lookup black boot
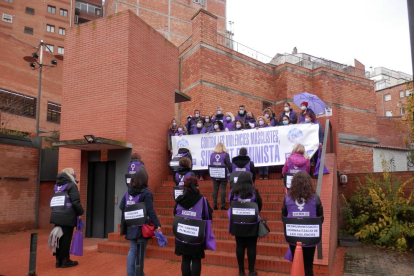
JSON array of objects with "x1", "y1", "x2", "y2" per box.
[
  {"x1": 55, "y1": 257, "x2": 62, "y2": 268},
  {"x1": 213, "y1": 205, "x2": 218, "y2": 210},
  {"x1": 61, "y1": 257, "x2": 78, "y2": 268}
]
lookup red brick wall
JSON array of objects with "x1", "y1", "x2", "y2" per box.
[
  {"x1": 338, "y1": 143, "x2": 373, "y2": 173},
  {"x1": 376, "y1": 117, "x2": 407, "y2": 148},
  {"x1": 38, "y1": 181, "x2": 55, "y2": 230},
  {"x1": 0, "y1": 143, "x2": 38, "y2": 233},
  {"x1": 375, "y1": 81, "x2": 412, "y2": 117}
]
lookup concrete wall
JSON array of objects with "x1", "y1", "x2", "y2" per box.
[{"x1": 373, "y1": 148, "x2": 409, "y2": 172}]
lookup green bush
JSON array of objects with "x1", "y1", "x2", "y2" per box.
[{"x1": 342, "y1": 159, "x2": 414, "y2": 251}]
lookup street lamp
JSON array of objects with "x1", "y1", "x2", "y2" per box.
[{"x1": 24, "y1": 40, "x2": 57, "y2": 136}]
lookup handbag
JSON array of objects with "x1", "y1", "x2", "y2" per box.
[
  {"x1": 203, "y1": 197, "x2": 216, "y2": 250},
  {"x1": 313, "y1": 148, "x2": 330, "y2": 176},
  {"x1": 142, "y1": 221, "x2": 155, "y2": 238},
  {"x1": 258, "y1": 217, "x2": 270, "y2": 238},
  {"x1": 70, "y1": 218, "x2": 84, "y2": 256}
]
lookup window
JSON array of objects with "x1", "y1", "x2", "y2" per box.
[
  {"x1": 385, "y1": 111, "x2": 393, "y2": 117},
  {"x1": 24, "y1": 27, "x2": 33, "y2": 35},
  {"x1": 25, "y1": 7, "x2": 35, "y2": 15},
  {"x1": 0, "y1": 88, "x2": 36, "y2": 118},
  {"x1": 47, "y1": 5, "x2": 56, "y2": 14},
  {"x1": 192, "y1": 0, "x2": 205, "y2": 5},
  {"x1": 59, "y1": 9, "x2": 68, "y2": 17},
  {"x1": 400, "y1": 91, "x2": 405, "y2": 98},
  {"x1": 47, "y1": 102, "x2": 61, "y2": 123},
  {"x1": 384, "y1": 94, "x2": 391, "y2": 102},
  {"x1": 46, "y1": 24, "x2": 55, "y2": 33},
  {"x1": 75, "y1": 1, "x2": 102, "y2": 16},
  {"x1": 262, "y1": 101, "x2": 272, "y2": 111},
  {"x1": 58, "y1": 46, "x2": 64, "y2": 54},
  {"x1": 58, "y1": 27, "x2": 65, "y2": 35},
  {"x1": 4, "y1": 0, "x2": 13, "y2": 3},
  {"x1": 2, "y1": 13, "x2": 12, "y2": 23},
  {"x1": 407, "y1": 90, "x2": 412, "y2": 96},
  {"x1": 401, "y1": 108, "x2": 405, "y2": 115},
  {"x1": 377, "y1": 82, "x2": 386, "y2": 90},
  {"x1": 45, "y1": 44, "x2": 54, "y2": 53}
]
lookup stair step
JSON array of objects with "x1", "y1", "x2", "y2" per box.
[
  {"x1": 154, "y1": 200, "x2": 283, "y2": 210},
  {"x1": 155, "y1": 186, "x2": 287, "y2": 194},
  {"x1": 154, "y1": 208, "x2": 282, "y2": 220},
  {"x1": 161, "y1": 179, "x2": 287, "y2": 187},
  {"x1": 153, "y1": 193, "x2": 287, "y2": 202},
  {"x1": 98, "y1": 242, "x2": 292, "y2": 272}
]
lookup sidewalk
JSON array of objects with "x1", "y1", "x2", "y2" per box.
[{"x1": 0, "y1": 230, "x2": 286, "y2": 276}]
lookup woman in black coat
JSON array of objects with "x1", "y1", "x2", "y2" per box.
[
  {"x1": 119, "y1": 168, "x2": 161, "y2": 276},
  {"x1": 50, "y1": 168, "x2": 84, "y2": 268}
]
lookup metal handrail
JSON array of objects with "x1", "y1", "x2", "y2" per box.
[
  {"x1": 178, "y1": 36, "x2": 192, "y2": 55},
  {"x1": 315, "y1": 119, "x2": 333, "y2": 259}
]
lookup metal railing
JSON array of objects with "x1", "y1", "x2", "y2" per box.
[
  {"x1": 75, "y1": 1, "x2": 102, "y2": 17},
  {"x1": 217, "y1": 34, "x2": 273, "y2": 64},
  {"x1": 178, "y1": 36, "x2": 192, "y2": 55},
  {"x1": 315, "y1": 119, "x2": 334, "y2": 259}
]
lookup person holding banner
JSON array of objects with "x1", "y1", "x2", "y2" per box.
[
  {"x1": 175, "y1": 124, "x2": 188, "y2": 136},
  {"x1": 186, "y1": 109, "x2": 201, "y2": 134},
  {"x1": 191, "y1": 118, "x2": 207, "y2": 135},
  {"x1": 212, "y1": 106, "x2": 225, "y2": 123},
  {"x1": 256, "y1": 116, "x2": 270, "y2": 179},
  {"x1": 279, "y1": 114, "x2": 291, "y2": 126},
  {"x1": 279, "y1": 102, "x2": 298, "y2": 124},
  {"x1": 298, "y1": 102, "x2": 314, "y2": 123},
  {"x1": 210, "y1": 120, "x2": 224, "y2": 133},
  {"x1": 245, "y1": 111, "x2": 256, "y2": 129},
  {"x1": 229, "y1": 172, "x2": 263, "y2": 276},
  {"x1": 302, "y1": 112, "x2": 323, "y2": 148},
  {"x1": 203, "y1": 115, "x2": 214, "y2": 132},
  {"x1": 235, "y1": 104, "x2": 247, "y2": 124},
  {"x1": 209, "y1": 142, "x2": 232, "y2": 210},
  {"x1": 231, "y1": 147, "x2": 256, "y2": 184},
  {"x1": 224, "y1": 112, "x2": 235, "y2": 131},
  {"x1": 282, "y1": 171, "x2": 323, "y2": 276},
  {"x1": 174, "y1": 157, "x2": 196, "y2": 186},
  {"x1": 234, "y1": 119, "x2": 245, "y2": 131},
  {"x1": 263, "y1": 108, "x2": 278, "y2": 126},
  {"x1": 281, "y1": 144, "x2": 310, "y2": 177},
  {"x1": 120, "y1": 169, "x2": 162, "y2": 276},
  {"x1": 168, "y1": 119, "x2": 177, "y2": 154},
  {"x1": 174, "y1": 177, "x2": 213, "y2": 276}
]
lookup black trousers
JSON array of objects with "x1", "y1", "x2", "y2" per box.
[
  {"x1": 212, "y1": 180, "x2": 227, "y2": 208},
  {"x1": 56, "y1": 225, "x2": 74, "y2": 259},
  {"x1": 235, "y1": 236, "x2": 258, "y2": 272},
  {"x1": 181, "y1": 255, "x2": 201, "y2": 276},
  {"x1": 289, "y1": 244, "x2": 316, "y2": 276}
]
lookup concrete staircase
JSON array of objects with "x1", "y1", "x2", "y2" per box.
[{"x1": 97, "y1": 173, "x2": 313, "y2": 274}]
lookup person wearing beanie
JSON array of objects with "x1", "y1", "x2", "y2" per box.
[{"x1": 298, "y1": 102, "x2": 314, "y2": 123}]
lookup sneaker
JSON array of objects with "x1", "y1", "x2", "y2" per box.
[
  {"x1": 214, "y1": 205, "x2": 218, "y2": 210},
  {"x1": 248, "y1": 271, "x2": 258, "y2": 276},
  {"x1": 221, "y1": 207, "x2": 228, "y2": 210},
  {"x1": 61, "y1": 257, "x2": 78, "y2": 268}
]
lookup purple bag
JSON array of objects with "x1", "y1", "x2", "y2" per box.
[
  {"x1": 203, "y1": 198, "x2": 216, "y2": 251},
  {"x1": 284, "y1": 247, "x2": 293, "y2": 262},
  {"x1": 313, "y1": 148, "x2": 330, "y2": 176},
  {"x1": 70, "y1": 218, "x2": 84, "y2": 256}
]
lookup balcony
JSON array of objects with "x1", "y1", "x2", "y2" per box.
[{"x1": 75, "y1": 1, "x2": 102, "y2": 24}]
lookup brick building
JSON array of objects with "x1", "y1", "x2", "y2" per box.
[{"x1": 375, "y1": 81, "x2": 412, "y2": 117}]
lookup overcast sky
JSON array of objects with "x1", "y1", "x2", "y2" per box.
[{"x1": 226, "y1": 0, "x2": 412, "y2": 75}]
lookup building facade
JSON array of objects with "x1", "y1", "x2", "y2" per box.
[
  {"x1": 375, "y1": 81, "x2": 412, "y2": 117},
  {"x1": 366, "y1": 66, "x2": 412, "y2": 91}
]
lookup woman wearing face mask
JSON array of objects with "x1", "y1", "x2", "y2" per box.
[
  {"x1": 224, "y1": 112, "x2": 235, "y2": 131},
  {"x1": 280, "y1": 115, "x2": 291, "y2": 126},
  {"x1": 191, "y1": 119, "x2": 207, "y2": 135},
  {"x1": 213, "y1": 107, "x2": 225, "y2": 123},
  {"x1": 245, "y1": 111, "x2": 256, "y2": 129},
  {"x1": 233, "y1": 120, "x2": 245, "y2": 131},
  {"x1": 209, "y1": 120, "x2": 224, "y2": 133},
  {"x1": 298, "y1": 102, "x2": 314, "y2": 123},
  {"x1": 263, "y1": 108, "x2": 278, "y2": 126},
  {"x1": 168, "y1": 119, "x2": 177, "y2": 154},
  {"x1": 204, "y1": 115, "x2": 214, "y2": 132},
  {"x1": 301, "y1": 112, "x2": 323, "y2": 149},
  {"x1": 174, "y1": 124, "x2": 188, "y2": 136},
  {"x1": 255, "y1": 116, "x2": 269, "y2": 179},
  {"x1": 279, "y1": 103, "x2": 298, "y2": 124}
]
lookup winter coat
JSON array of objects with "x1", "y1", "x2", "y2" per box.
[
  {"x1": 281, "y1": 153, "x2": 310, "y2": 176},
  {"x1": 50, "y1": 173, "x2": 84, "y2": 227},
  {"x1": 231, "y1": 155, "x2": 256, "y2": 183},
  {"x1": 119, "y1": 187, "x2": 161, "y2": 240},
  {"x1": 224, "y1": 120, "x2": 235, "y2": 131},
  {"x1": 191, "y1": 126, "x2": 207, "y2": 135},
  {"x1": 279, "y1": 109, "x2": 298, "y2": 124},
  {"x1": 174, "y1": 192, "x2": 213, "y2": 257},
  {"x1": 176, "y1": 148, "x2": 193, "y2": 169},
  {"x1": 212, "y1": 114, "x2": 224, "y2": 123}
]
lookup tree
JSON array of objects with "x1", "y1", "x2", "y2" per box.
[{"x1": 397, "y1": 82, "x2": 414, "y2": 169}]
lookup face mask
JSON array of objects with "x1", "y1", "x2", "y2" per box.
[
  {"x1": 259, "y1": 120, "x2": 264, "y2": 126},
  {"x1": 301, "y1": 106, "x2": 307, "y2": 110},
  {"x1": 195, "y1": 114, "x2": 199, "y2": 118},
  {"x1": 249, "y1": 122, "x2": 254, "y2": 127},
  {"x1": 197, "y1": 123, "x2": 202, "y2": 128},
  {"x1": 217, "y1": 110, "x2": 222, "y2": 115},
  {"x1": 205, "y1": 118, "x2": 210, "y2": 123},
  {"x1": 178, "y1": 128, "x2": 183, "y2": 131},
  {"x1": 283, "y1": 121, "x2": 288, "y2": 125},
  {"x1": 214, "y1": 124, "x2": 219, "y2": 130},
  {"x1": 239, "y1": 110, "x2": 244, "y2": 115},
  {"x1": 188, "y1": 118, "x2": 191, "y2": 121},
  {"x1": 264, "y1": 114, "x2": 269, "y2": 118},
  {"x1": 236, "y1": 124, "x2": 241, "y2": 128},
  {"x1": 284, "y1": 107, "x2": 290, "y2": 112},
  {"x1": 172, "y1": 122, "x2": 177, "y2": 126},
  {"x1": 226, "y1": 116, "x2": 231, "y2": 121},
  {"x1": 305, "y1": 118, "x2": 311, "y2": 123}
]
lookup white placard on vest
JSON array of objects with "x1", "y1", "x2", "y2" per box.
[
  {"x1": 174, "y1": 189, "x2": 183, "y2": 199},
  {"x1": 209, "y1": 167, "x2": 226, "y2": 179},
  {"x1": 170, "y1": 161, "x2": 179, "y2": 167},
  {"x1": 125, "y1": 209, "x2": 144, "y2": 220},
  {"x1": 286, "y1": 224, "x2": 320, "y2": 237},
  {"x1": 126, "y1": 178, "x2": 131, "y2": 184},
  {"x1": 50, "y1": 196, "x2": 65, "y2": 207},
  {"x1": 232, "y1": 208, "x2": 255, "y2": 216},
  {"x1": 177, "y1": 223, "x2": 200, "y2": 237},
  {"x1": 292, "y1": 212, "x2": 310, "y2": 217},
  {"x1": 286, "y1": 175, "x2": 294, "y2": 189},
  {"x1": 181, "y1": 210, "x2": 196, "y2": 217},
  {"x1": 234, "y1": 177, "x2": 238, "y2": 183}
]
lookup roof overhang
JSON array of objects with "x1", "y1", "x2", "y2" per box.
[
  {"x1": 53, "y1": 137, "x2": 132, "y2": 151},
  {"x1": 175, "y1": 90, "x2": 191, "y2": 103}
]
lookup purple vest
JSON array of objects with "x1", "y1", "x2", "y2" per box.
[
  {"x1": 286, "y1": 159, "x2": 308, "y2": 174},
  {"x1": 191, "y1": 126, "x2": 207, "y2": 135},
  {"x1": 285, "y1": 196, "x2": 317, "y2": 218},
  {"x1": 210, "y1": 152, "x2": 226, "y2": 166},
  {"x1": 125, "y1": 191, "x2": 141, "y2": 206},
  {"x1": 175, "y1": 171, "x2": 192, "y2": 186},
  {"x1": 128, "y1": 161, "x2": 142, "y2": 174},
  {"x1": 51, "y1": 183, "x2": 72, "y2": 211},
  {"x1": 204, "y1": 124, "x2": 214, "y2": 132},
  {"x1": 175, "y1": 130, "x2": 186, "y2": 136},
  {"x1": 231, "y1": 190, "x2": 256, "y2": 202},
  {"x1": 175, "y1": 152, "x2": 189, "y2": 158},
  {"x1": 168, "y1": 129, "x2": 175, "y2": 137},
  {"x1": 235, "y1": 114, "x2": 247, "y2": 123},
  {"x1": 232, "y1": 162, "x2": 251, "y2": 173},
  {"x1": 176, "y1": 197, "x2": 204, "y2": 220},
  {"x1": 224, "y1": 121, "x2": 234, "y2": 131}
]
